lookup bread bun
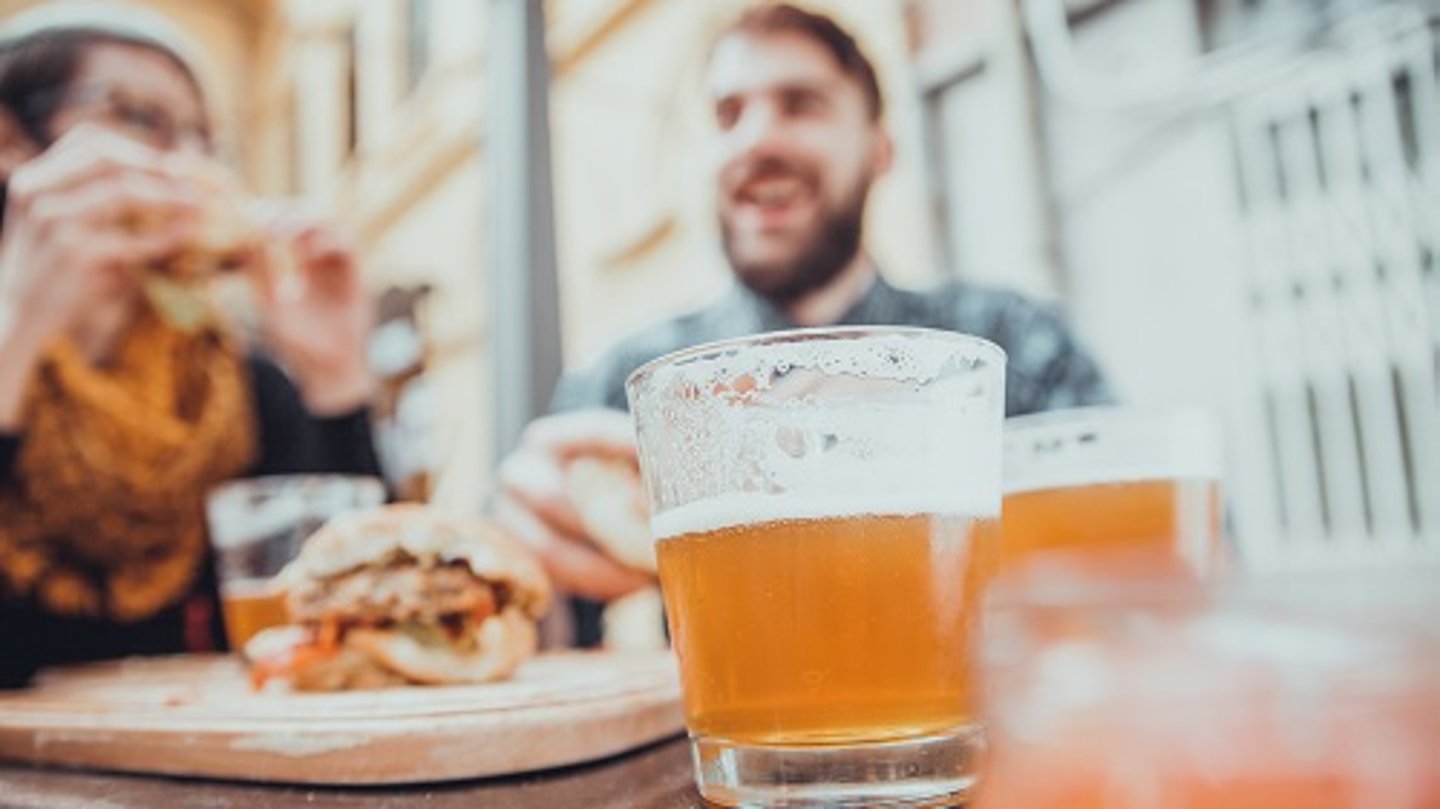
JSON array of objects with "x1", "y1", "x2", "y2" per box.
[
  {"x1": 248, "y1": 505, "x2": 553, "y2": 691},
  {"x1": 136, "y1": 165, "x2": 262, "y2": 331},
  {"x1": 281, "y1": 504, "x2": 551, "y2": 618},
  {"x1": 565, "y1": 455, "x2": 655, "y2": 573}
]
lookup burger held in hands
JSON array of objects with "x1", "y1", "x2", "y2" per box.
[
  {"x1": 126, "y1": 158, "x2": 269, "y2": 332},
  {"x1": 565, "y1": 454, "x2": 655, "y2": 574},
  {"x1": 246, "y1": 505, "x2": 552, "y2": 692},
  {"x1": 565, "y1": 453, "x2": 672, "y2": 651}
]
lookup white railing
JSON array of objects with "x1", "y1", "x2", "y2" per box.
[
  {"x1": 1228, "y1": 11, "x2": 1440, "y2": 566},
  {"x1": 1016, "y1": 0, "x2": 1440, "y2": 567}
]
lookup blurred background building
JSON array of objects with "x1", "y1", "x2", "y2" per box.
[{"x1": 2, "y1": 0, "x2": 1435, "y2": 567}]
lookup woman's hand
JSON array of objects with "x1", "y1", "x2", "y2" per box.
[
  {"x1": 0, "y1": 125, "x2": 201, "y2": 429},
  {"x1": 251, "y1": 211, "x2": 375, "y2": 415}
]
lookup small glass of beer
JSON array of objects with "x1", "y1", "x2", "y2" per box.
[
  {"x1": 205, "y1": 475, "x2": 385, "y2": 648},
  {"x1": 627, "y1": 327, "x2": 1005, "y2": 807},
  {"x1": 1001, "y1": 406, "x2": 1225, "y2": 577}
]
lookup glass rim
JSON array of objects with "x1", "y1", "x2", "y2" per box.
[
  {"x1": 1003, "y1": 404, "x2": 1224, "y2": 492},
  {"x1": 1004, "y1": 404, "x2": 1216, "y2": 435},
  {"x1": 625, "y1": 325, "x2": 1006, "y2": 397}
]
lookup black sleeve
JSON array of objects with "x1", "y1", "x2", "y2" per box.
[
  {"x1": 0, "y1": 605, "x2": 40, "y2": 688},
  {"x1": 0, "y1": 433, "x2": 20, "y2": 486},
  {"x1": 0, "y1": 598, "x2": 193, "y2": 689},
  {"x1": 247, "y1": 357, "x2": 383, "y2": 479},
  {"x1": 0, "y1": 434, "x2": 32, "y2": 686}
]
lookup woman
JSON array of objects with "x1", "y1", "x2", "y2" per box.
[{"x1": 0, "y1": 13, "x2": 380, "y2": 686}]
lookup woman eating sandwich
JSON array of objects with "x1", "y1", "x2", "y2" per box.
[{"x1": 0, "y1": 8, "x2": 381, "y2": 687}]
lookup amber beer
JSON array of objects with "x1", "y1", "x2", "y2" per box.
[
  {"x1": 1000, "y1": 478, "x2": 1223, "y2": 573},
  {"x1": 629, "y1": 327, "x2": 1005, "y2": 806},
  {"x1": 207, "y1": 476, "x2": 385, "y2": 650},
  {"x1": 657, "y1": 507, "x2": 999, "y2": 744},
  {"x1": 220, "y1": 577, "x2": 288, "y2": 648},
  {"x1": 1001, "y1": 408, "x2": 1225, "y2": 576}
]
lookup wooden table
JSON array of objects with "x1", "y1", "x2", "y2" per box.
[{"x1": 0, "y1": 735, "x2": 704, "y2": 809}]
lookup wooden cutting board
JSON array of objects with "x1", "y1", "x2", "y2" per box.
[{"x1": 0, "y1": 651, "x2": 685, "y2": 785}]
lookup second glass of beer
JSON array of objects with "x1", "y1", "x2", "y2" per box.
[
  {"x1": 1001, "y1": 406, "x2": 1226, "y2": 578},
  {"x1": 627, "y1": 327, "x2": 1005, "y2": 807}
]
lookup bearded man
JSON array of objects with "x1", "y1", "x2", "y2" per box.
[{"x1": 495, "y1": 4, "x2": 1112, "y2": 646}]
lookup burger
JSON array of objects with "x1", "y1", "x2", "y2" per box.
[
  {"x1": 129, "y1": 163, "x2": 266, "y2": 332},
  {"x1": 245, "y1": 504, "x2": 552, "y2": 691},
  {"x1": 564, "y1": 454, "x2": 654, "y2": 573},
  {"x1": 564, "y1": 454, "x2": 668, "y2": 651}
]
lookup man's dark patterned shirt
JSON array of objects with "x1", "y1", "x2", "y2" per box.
[
  {"x1": 550, "y1": 274, "x2": 1111, "y2": 647},
  {"x1": 552, "y1": 275, "x2": 1112, "y2": 418}
]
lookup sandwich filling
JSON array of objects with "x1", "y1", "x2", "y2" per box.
[{"x1": 249, "y1": 554, "x2": 520, "y2": 690}]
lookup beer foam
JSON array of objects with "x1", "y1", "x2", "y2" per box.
[
  {"x1": 1004, "y1": 406, "x2": 1223, "y2": 494},
  {"x1": 653, "y1": 486, "x2": 999, "y2": 541},
  {"x1": 629, "y1": 327, "x2": 1007, "y2": 530}
]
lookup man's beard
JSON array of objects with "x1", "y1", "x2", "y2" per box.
[{"x1": 721, "y1": 178, "x2": 868, "y2": 307}]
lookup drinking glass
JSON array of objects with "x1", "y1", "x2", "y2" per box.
[
  {"x1": 1002, "y1": 406, "x2": 1225, "y2": 577},
  {"x1": 977, "y1": 562, "x2": 1440, "y2": 808},
  {"x1": 627, "y1": 327, "x2": 1005, "y2": 807},
  {"x1": 205, "y1": 474, "x2": 384, "y2": 648}
]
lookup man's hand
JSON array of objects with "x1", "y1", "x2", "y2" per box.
[{"x1": 494, "y1": 409, "x2": 655, "y2": 602}]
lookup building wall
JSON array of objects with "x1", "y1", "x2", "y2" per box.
[
  {"x1": 1036, "y1": 0, "x2": 1268, "y2": 547},
  {"x1": 0, "y1": 0, "x2": 934, "y2": 511},
  {"x1": 909, "y1": 0, "x2": 1266, "y2": 541},
  {"x1": 905, "y1": 0, "x2": 1259, "y2": 404},
  {"x1": 1039, "y1": 0, "x2": 1253, "y2": 410},
  {"x1": 907, "y1": 0, "x2": 1440, "y2": 562},
  {"x1": 304, "y1": 0, "x2": 488, "y2": 511},
  {"x1": 549, "y1": 0, "x2": 937, "y2": 368},
  {"x1": 336, "y1": 0, "x2": 934, "y2": 503}
]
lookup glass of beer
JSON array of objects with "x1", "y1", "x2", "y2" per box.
[
  {"x1": 1001, "y1": 406, "x2": 1225, "y2": 578},
  {"x1": 627, "y1": 327, "x2": 1005, "y2": 807},
  {"x1": 977, "y1": 565, "x2": 1440, "y2": 808},
  {"x1": 205, "y1": 475, "x2": 385, "y2": 648}
]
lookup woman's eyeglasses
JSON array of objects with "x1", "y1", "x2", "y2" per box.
[{"x1": 55, "y1": 83, "x2": 213, "y2": 153}]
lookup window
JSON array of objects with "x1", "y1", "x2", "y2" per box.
[
  {"x1": 346, "y1": 23, "x2": 360, "y2": 153},
  {"x1": 1227, "y1": 12, "x2": 1440, "y2": 554},
  {"x1": 405, "y1": 0, "x2": 433, "y2": 94}
]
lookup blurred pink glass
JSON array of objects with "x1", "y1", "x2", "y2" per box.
[{"x1": 976, "y1": 560, "x2": 1440, "y2": 808}]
